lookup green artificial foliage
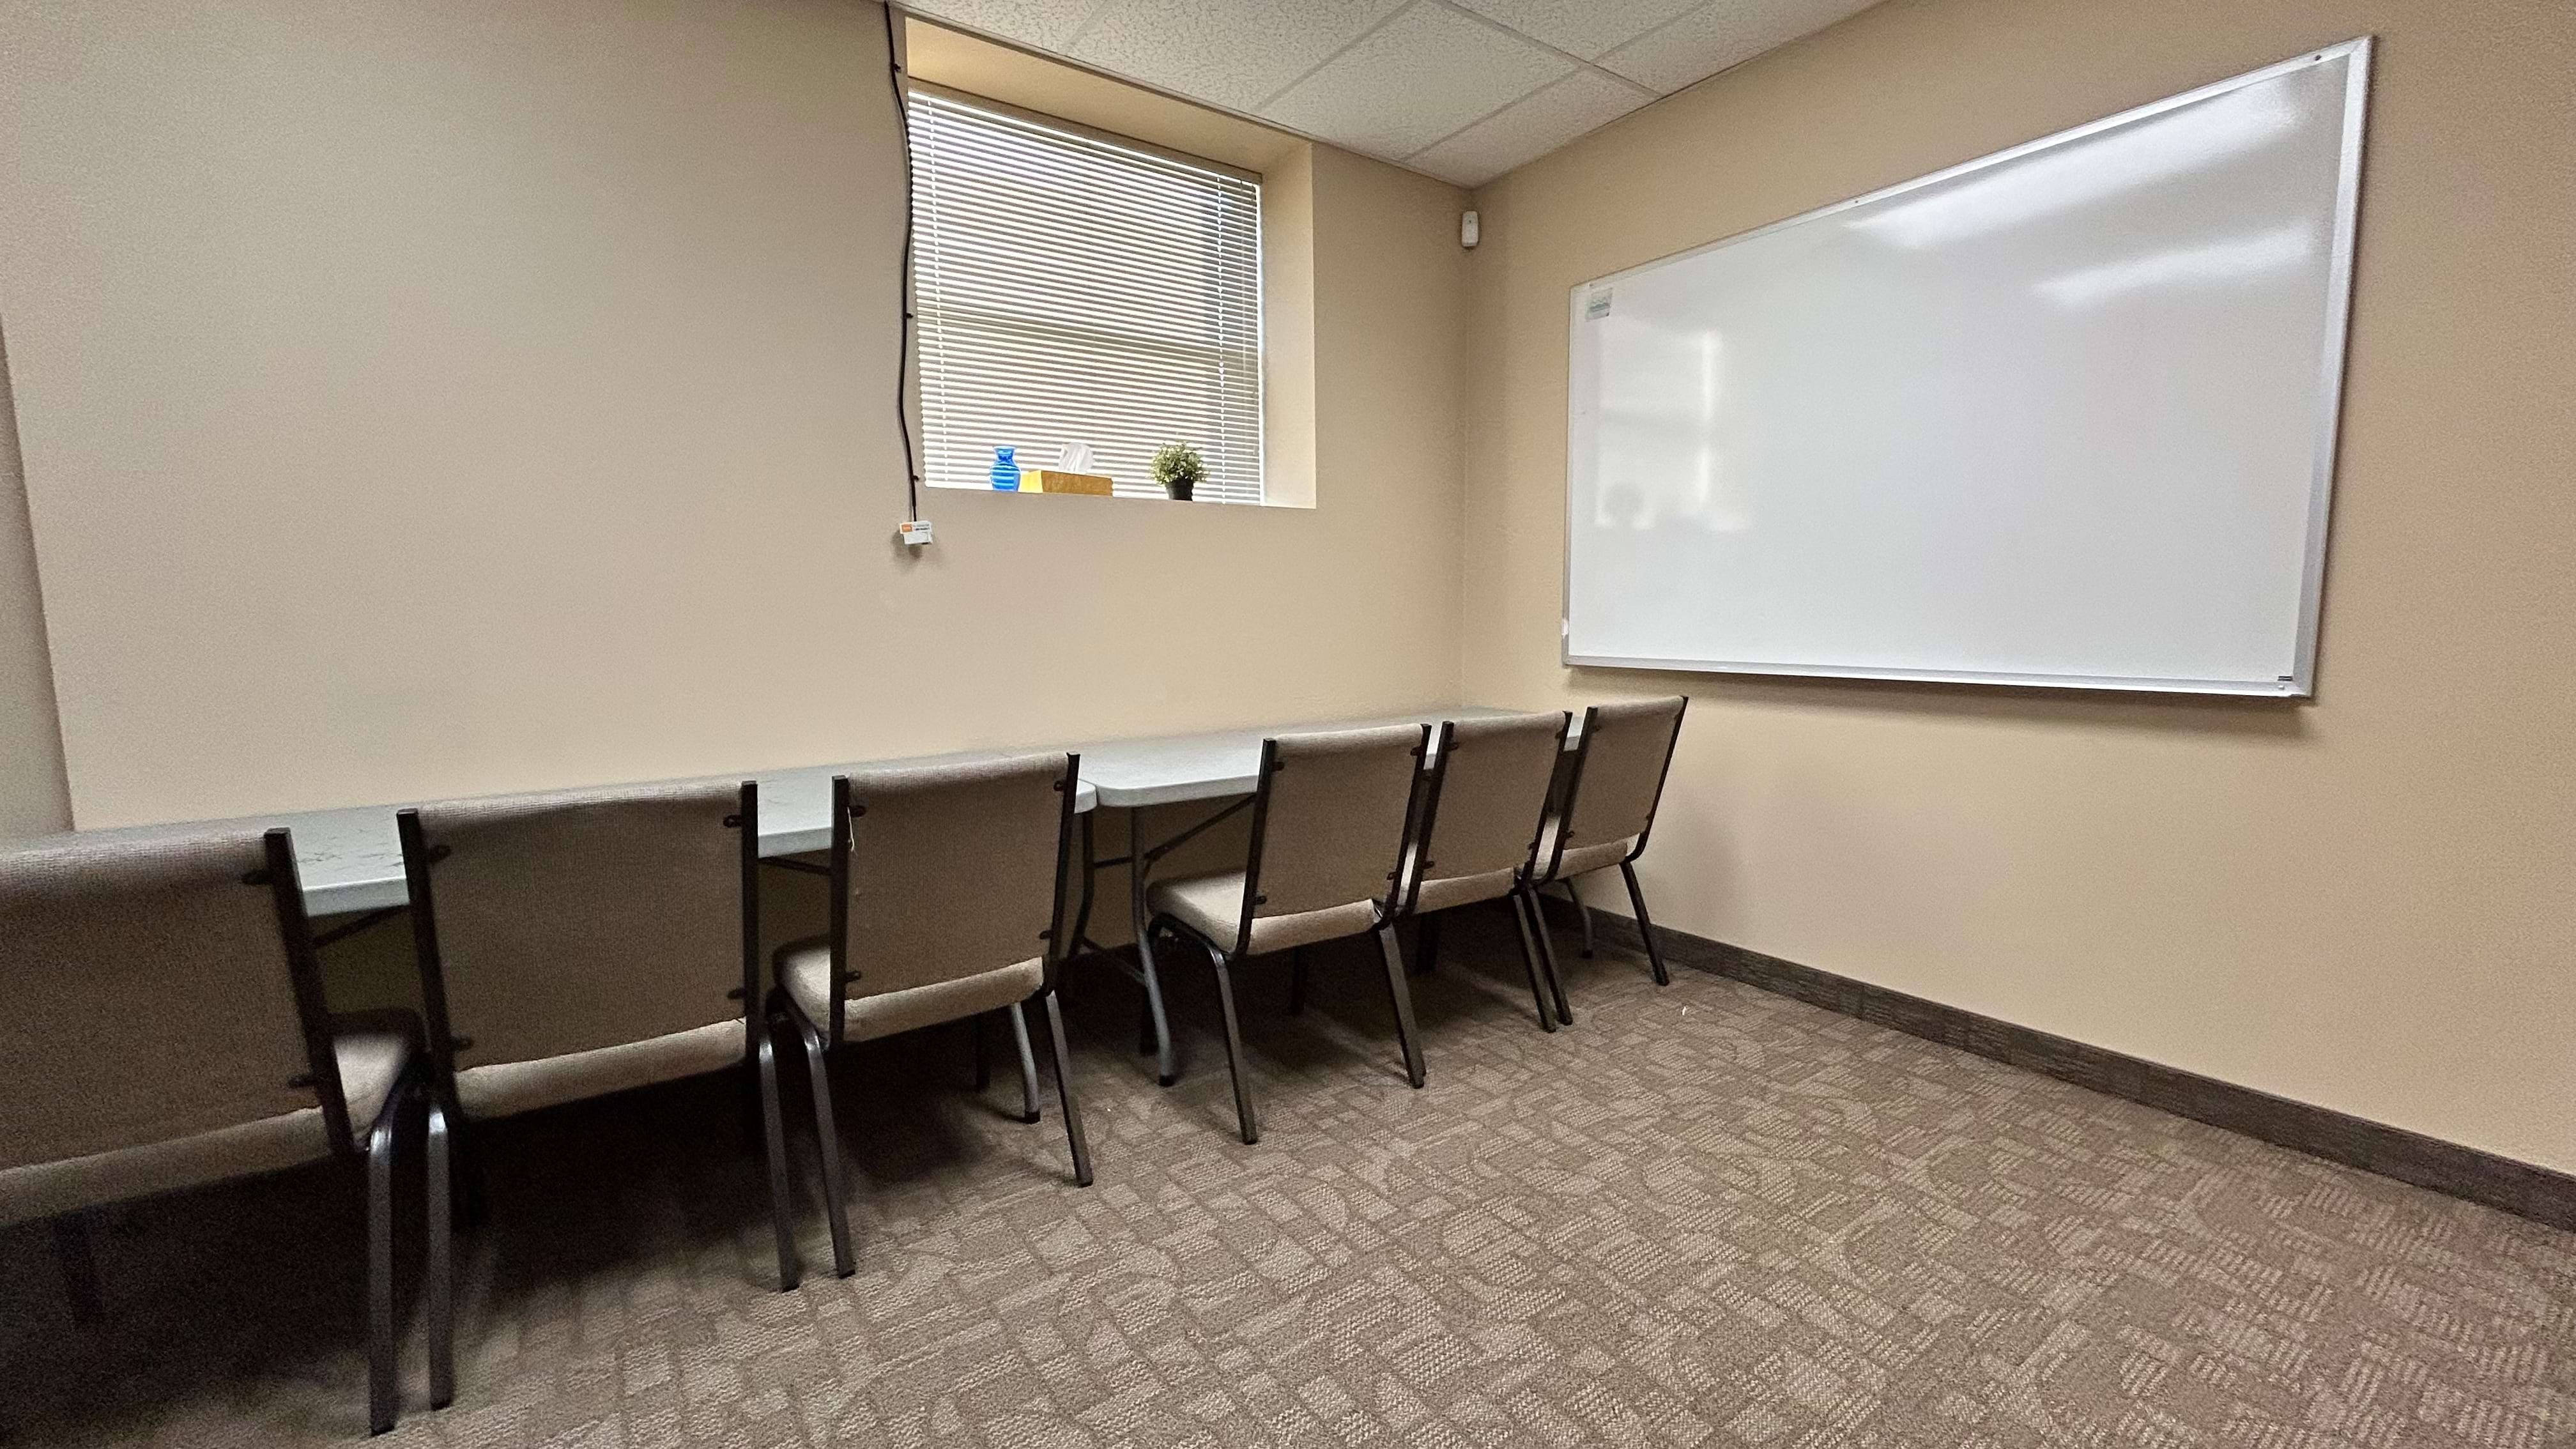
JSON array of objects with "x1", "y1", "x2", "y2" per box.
[{"x1": 1151, "y1": 443, "x2": 1206, "y2": 501}]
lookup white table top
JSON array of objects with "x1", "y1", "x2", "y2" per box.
[
  {"x1": 57, "y1": 704, "x2": 1574, "y2": 917},
  {"x1": 1075, "y1": 703, "x2": 1581, "y2": 809},
  {"x1": 66, "y1": 749, "x2": 1100, "y2": 919}
]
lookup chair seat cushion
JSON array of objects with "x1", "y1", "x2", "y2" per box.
[
  {"x1": 0, "y1": 1025, "x2": 414, "y2": 1227},
  {"x1": 452, "y1": 1019, "x2": 744, "y2": 1119},
  {"x1": 1534, "y1": 815, "x2": 1634, "y2": 883},
  {"x1": 1400, "y1": 843, "x2": 1522, "y2": 915},
  {"x1": 1147, "y1": 871, "x2": 1382, "y2": 958},
  {"x1": 776, "y1": 938, "x2": 1043, "y2": 1043}
]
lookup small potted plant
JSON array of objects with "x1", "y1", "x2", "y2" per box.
[{"x1": 1151, "y1": 443, "x2": 1205, "y2": 502}]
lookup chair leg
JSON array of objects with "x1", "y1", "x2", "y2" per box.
[
  {"x1": 1415, "y1": 912, "x2": 1441, "y2": 976},
  {"x1": 1620, "y1": 861, "x2": 1670, "y2": 986},
  {"x1": 1524, "y1": 885, "x2": 1574, "y2": 1027},
  {"x1": 441, "y1": 1080, "x2": 489, "y2": 1233},
  {"x1": 1144, "y1": 917, "x2": 1179, "y2": 1077},
  {"x1": 1287, "y1": 946, "x2": 1308, "y2": 1015},
  {"x1": 1035, "y1": 992, "x2": 1094, "y2": 1187},
  {"x1": 425, "y1": 1087, "x2": 455, "y2": 1411},
  {"x1": 1008, "y1": 1004, "x2": 1043, "y2": 1124},
  {"x1": 1560, "y1": 880, "x2": 1597, "y2": 958},
  {"x1": 751, "y1": 1025, "x2": 802, "y2": 1292},
  {"x1": 364, "y1": 1095, "x2": 400, "y2": 1435},
  {"x1": 793, "y1": 1011, "x2": 856, "y2": 1279},
  {"x1": 1204, "y1": 947, "x2": 1260, "y2": 1144},
  {"x1": 1374, "y1": 924, "x2": 1427, "y2": 1089},
  {"x1": 50, "y1": 1213, "x2": 101, "y2": 1324},
  {"x1": 1505, "y1": 893, "x2": 1560, "y2": 1033}
]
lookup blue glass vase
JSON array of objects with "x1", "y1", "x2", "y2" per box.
[{"x1": 989, "y1": 447, "x2": 1020, "y2": 491}]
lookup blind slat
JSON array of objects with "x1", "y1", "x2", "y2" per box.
[{"x1": 911, "y1": 93, "x2": 1265, "y2": 504}]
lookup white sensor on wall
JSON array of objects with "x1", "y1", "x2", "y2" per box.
[
  {"x1": 898, "y1": 519, "x2": 933, "y2": 547},
  {"x1": 1460, "y1": 210, "x2": 1479, "y2": 249}
]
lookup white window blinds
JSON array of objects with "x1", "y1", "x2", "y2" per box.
[{"x1": 907, "y1": 91, "x2": 1264, "y2": 503}]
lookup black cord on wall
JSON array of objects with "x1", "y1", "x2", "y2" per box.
[{"x1": 885, "y1": 1, "x2": 923, "y2": 522}]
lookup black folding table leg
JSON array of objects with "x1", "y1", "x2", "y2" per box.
[
  {"x1": 1415, "y1": 912, "x2": 1441, "y2": 976},
  {"x1": 1287, "y1": 946, "x2": 1308, "y2": 1015},
  {"x1": 1008, "y1": 1004, "x2": 1043, "y2": 1124},
  {"x1": 1565, "y1": 880, "x2": 1597, "y2": 958},
  {"x1": 1131, "y1": 813, "x2": 1178, "y2": 1085},
  {"x1": 1620, "y1": 861, "x2": 1670, "y2": 986}
]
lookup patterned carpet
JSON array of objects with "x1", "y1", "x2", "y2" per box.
[{"x1": 4, "y1": 908, "x2": 2572, "y2": 1447}]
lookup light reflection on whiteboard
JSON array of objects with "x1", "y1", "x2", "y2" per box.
[
  {"x1": 2035, "y1": 225, "x2": 2317, "y2": 307},
  {"x1": 1852, "y1": 84, "x2": 2297, "y2": 249},
  {"x1": 1592, "y1": 316, "x2": 1745, "y2": 533}
]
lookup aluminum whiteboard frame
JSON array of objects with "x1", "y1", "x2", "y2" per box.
[{"x1": 1561, "y1": 38, "x2": 2373, "y2": 699}]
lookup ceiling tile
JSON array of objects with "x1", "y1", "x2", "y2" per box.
[
  {"x1": 1446, "y1": 0, "x2": 1701, "y2": 62},
  {"x1": 897, "y1": 0, "x2": 1110, "y2": 53},
  {"x1": 1263, "y1": 3, "x2": 1572, "y2": 162},
  {"x1": 1066, "y1": 0, "x2": 1408, "y2": 115},
  {"x1": 1600, "y1": 0, "x2": 1879, "y2": 93},
  {"x1": 1407, "y1": 70, "x2": 1653, "y2": 187}
]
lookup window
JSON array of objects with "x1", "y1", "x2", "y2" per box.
[{"x1": 908, "y1": 90, "x2": 1264, "y2": 503}]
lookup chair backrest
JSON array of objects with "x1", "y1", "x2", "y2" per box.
[
  {"x1": 1239, "y1": 723, "x2": 1427, "y2": 947},
  {"x1": 822, "y1": 753, "x2": 1077, "y2": 1045},
  {"x1": 1555, "y1": 696, "x2": 1689, "y2": 870},
  {"x1": 0, "y1": 827, "x2": 348, "y2": 1172},
  {"x1": 401, "y1": 780, "x2": 749, "y2": 1078},
  {"x1": 1409, "y1": 710, "x2": 1570, "y2": 906}
]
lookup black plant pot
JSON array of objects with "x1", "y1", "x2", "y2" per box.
[{"x1": 1162, "y1": 478, "x2": 1196, "y2": 501}]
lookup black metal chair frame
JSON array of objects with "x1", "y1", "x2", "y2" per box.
[
  {"x1": 262, "y1": 828, "x2": 433, "y2": 1436},
  {"x1": 398, "y1": 781, "x2": 802, "y2": 1422},
  {"x1": 1394, "y1": 715, "x2": 1575, "y2": 1034},
  {"x1": 1529, "y1": 700, "x2": 1690, "y2": 1006},
  {"x1": 1137, "y1": 728, "x2": 1432, "y2": 1146},
  {"x1": 41, "y1": 829, "x2": 427, "y2": 1436},
  {"x1": 770, "y1": 755, "x2": 1095, "y2": 1280}
]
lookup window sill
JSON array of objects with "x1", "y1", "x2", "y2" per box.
[{"x1": 929, "y1": 482, "x2": 1308, "y2": 510}]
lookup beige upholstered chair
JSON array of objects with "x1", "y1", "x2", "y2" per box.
[
  {"x1": 1397, "y1": 710, "x2": 1575, "y2": 1032},
  {"x1": 1140, "y1": 724, "x2": 1429, "y2": 1144},
  {"x1": 771, "y1": 753, "x2": 1091, "y2": 1278},
  {"x1": 0, "y1": 827, "x2": 422, "y2": 1434},
  {"x1": 399, "y1": 778, "x2": 797, "y2": 1409},
  {"x1": 1529, "y1": 698, "x2": 1690, "y2": 1010}
]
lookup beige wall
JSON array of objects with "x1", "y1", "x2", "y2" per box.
[
  {"x1": 0, "y1": 328, "x2": 71, "y2": 838},
  {"x1": 0, "y1": 0, "x2": 1468, "y2": 830},
  {"x1": 1464, "y1": 0, "x2": 2576, "y2": 1170}
]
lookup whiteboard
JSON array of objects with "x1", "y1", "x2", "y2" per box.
[{"x1": 1565, "y1": 40, "x2": 2369, "y2": 696}]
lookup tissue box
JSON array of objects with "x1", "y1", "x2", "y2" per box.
[{"x1": 1018, "y1": 470, "x2": 1114, "y2": 496}]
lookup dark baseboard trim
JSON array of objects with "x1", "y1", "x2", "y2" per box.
[{"x1": 1572, "y1": 904, "x2": 2576, "y2": 1233}]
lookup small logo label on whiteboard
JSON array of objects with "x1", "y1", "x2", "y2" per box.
[{"x1": 1585, "y1": 290, "x2": 1612, "y2": 320}]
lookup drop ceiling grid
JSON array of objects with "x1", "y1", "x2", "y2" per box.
[{"x1": 896, "y1": 0, "x2": 1879, "y2": 187}]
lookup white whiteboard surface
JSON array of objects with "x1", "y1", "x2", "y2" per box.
[{"x1": 1565, "y1": 41, "x2": 2369, "y2": 696}]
